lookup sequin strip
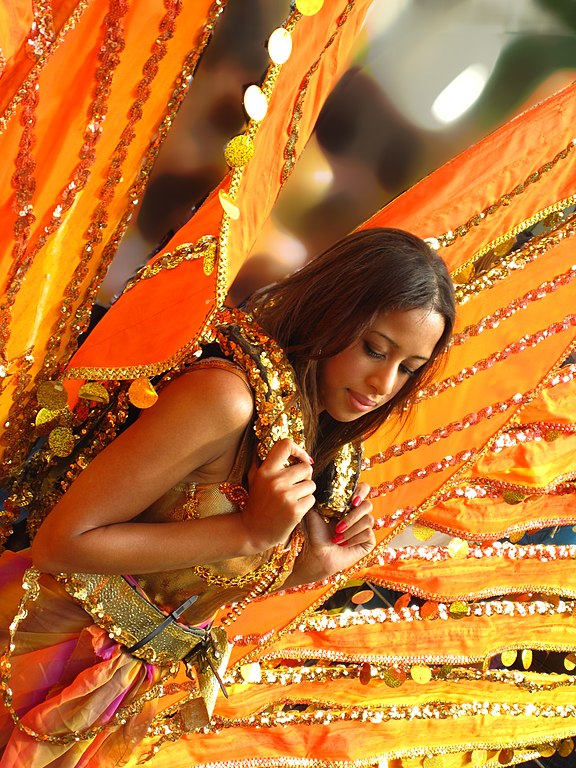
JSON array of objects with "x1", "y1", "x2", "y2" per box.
[
  {"x1": 451, "y1": 264, "x2": 576, "y2": 348},
  {"x1": 437, "y1": 139, "x2": 576, "y2": 250},
  {"x1": 224, "y1": 661, "x2": 576, "y2": 691},
  {"x1": 492, "y1": 421, "x2": 576, "y2": 453},
  {"x1": 421, "y1": 314, "x2": 576, "y2": 402},
  {"x1": 281, "y1": 2, "x2": 354, "y2": 184},
  {"x1": 0, "y1": 0, "x2": 131, "y2": 473},
  {"x1": 365, "y1": 367, "x2": 576, "y2": 471},
  {"x1": 372, "y1": 541, "x2": 576, "y2": 565},
  {"x1": 0, "y1": 0, "x2": 92, "y2": 135},
  {"x1": 27, "y1": 0, "x2": 56, "y2": 59},
  {"x1": 453, "y1": 209, "x2": 576, "y2": 304},
  {"x1": 293, "y1": 598, "x2": 575, "y2": 635},
  {"x1": 211, "y1": 701, "x2": 576, "y2": 728}
]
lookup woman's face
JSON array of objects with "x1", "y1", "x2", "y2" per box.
[{"x1": 318, "y1": 307, "x2": 445, "y2": 422}]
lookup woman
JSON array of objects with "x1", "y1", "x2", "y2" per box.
[{"x1": 0, "y1": 228, "x2": 455, "y2": 764}]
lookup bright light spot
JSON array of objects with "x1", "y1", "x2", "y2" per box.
[
  {"x1": 313, "y1": 168, "x2": 334, "y2": 186},
  {"x1": 431, "y1": 64, "x2": 489, "y2": 124}
]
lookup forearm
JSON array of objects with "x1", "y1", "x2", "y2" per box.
[{"x1": 31, "y1": 514, "x2": 262, "y2": 575}]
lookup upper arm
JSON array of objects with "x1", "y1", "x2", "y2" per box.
[{"x1": 36, "y1": 366, "x2": 254, "y2": 537}]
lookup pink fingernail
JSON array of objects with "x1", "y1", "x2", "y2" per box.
[
  {"x1": 352, "y1": 495, "x2": 362, "y2": 508},
  {"x1": 332, "y1": 533, "x2": 344, "y2": 544},
  {"x1": 335, "y1": 520, "x2": 347, "y2": 534},
  {"x1": 308, "y1": 455, "x2": 315, "y2": 465}
]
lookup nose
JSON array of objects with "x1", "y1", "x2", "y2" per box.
[{"x1": 369, "y1": 362, "x2": 398, "y2": 398}]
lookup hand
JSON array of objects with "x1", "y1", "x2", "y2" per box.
[
  {"x1": 297, "y1": 482, "x2": 376, "y2": 583},
  {"x1": 242, "y1": 438, "x2": 316, "y2": 553}
]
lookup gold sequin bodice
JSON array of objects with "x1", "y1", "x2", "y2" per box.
[{"x1": 133, "y1": 360, "x2": 280, "y2": 625}]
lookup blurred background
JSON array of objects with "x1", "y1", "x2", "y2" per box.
[{"x1": 98, "y1": 0, "x2": 576, "y2": 306}]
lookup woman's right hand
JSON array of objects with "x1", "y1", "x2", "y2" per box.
[{"x1": 242, "y1": 438, "x2": 315, "y2": 552}]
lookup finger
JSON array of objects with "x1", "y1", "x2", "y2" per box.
[
  {"x1": 335, "y1": 526, "x2": 376, "y2": 549},
  {"x1": 351, "y1": 482, "x2": 371, "y2": 507},
  {"x1": 334, "y1": 502, "x2": 373, "y2": 533},
  {"x1": 333, "y1": 512, "x2": 374, "y2": 543},
  {"x1": 265, "y1": 438, "x2": 313, "y2": 471}
]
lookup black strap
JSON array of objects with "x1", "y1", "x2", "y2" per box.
[{"x1": 126, "y1": 592, "x2": 202, "y2": 654}]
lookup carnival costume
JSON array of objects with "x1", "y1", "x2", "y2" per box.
[{"x1": 1, "y1": 1, "x2": 575, "y2": 767}]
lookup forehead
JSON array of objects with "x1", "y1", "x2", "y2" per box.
[{"x1": 366, "y1": 307, "x2": 445, "y2": 359}]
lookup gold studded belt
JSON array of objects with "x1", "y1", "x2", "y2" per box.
[{"x1": 56, "y1": 571, "x2": 230, "y2": 672}]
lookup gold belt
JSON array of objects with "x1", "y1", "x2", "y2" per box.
[{"x1": 57, "y1": 571, "x2": 229, "y2": 668}]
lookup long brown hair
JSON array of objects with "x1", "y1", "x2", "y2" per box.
[{"x1": 248, "y1": 228, "x2": 455, "y2": 471}]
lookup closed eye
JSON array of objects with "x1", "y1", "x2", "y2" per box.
[{"x1": 363, "y1": 341, "x2": 386, "y2": 360}]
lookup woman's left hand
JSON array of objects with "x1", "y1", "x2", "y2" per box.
[{"x1": 289, "y1": 482, "x2": 376, "y2": 586}]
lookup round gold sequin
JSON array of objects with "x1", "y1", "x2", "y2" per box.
[
  {"x1": 537, "y1": 744, "x2": 556, "y2": 758},
  {"x1": 508, "y1": 530, "x2": 524, "y2": 543},
  {"x1": 498, "y1": 748, "x2": 515, "y2": 765},
  {"x1": 351, "y1": 589, "x2": 374, "y2": 605},
  {"x1": 502, "y1": 490, "x2": 525, "y2": 504},
  {"x1": 243, "y1": 85, "x2": 267, "y2": 121},
  {"x1": 545, "y1": 429, "x2": 562, "y2": 442},
  {"x1": 37, "y1": 380, "x2": 68, "y2": 410},
  {"x1": 383, "y1": 669, "x2": 405, "y2": 688},
  {"x1": 48, "y1": 426, "x2": 75, "y2": 457},
  {"x1": 521, "y1": 649, "x2": 533, "y2": 669},
  {"x1": 452, "y1": 262, "x2": 475, "y2": 284},
  {"x1": 410, "y1": 664, "x2": 432, "y2": 684},
  {"x1": 224, "y1": 135, "x2": 255, "y2": 168},
  {"x1": 558, "y1": 739, "x2": 574, "y2": 757},
  {"x1": 268, "y1": 27, "x2": 292, "y2": 64},
  {"x1": 564, "y1": 652, "x2": 576, "y2": 671},
  {"x1": 501, "y1": 649, "x2": 517, "y2": 667},
  {"x1": 413, "y1": 523, "x2": 435, "y2": 541},
  {"x1": 448, "y1": 601, "x2": 469, "y2": 619},
  {"x1": 78, "y1": 381, "x2": 109, "y2": 404},
  {"x1": 239, "y1": 663, "x2": 262, "y2": 683},
  {"x1": 421, "y1": 601, "x2": 440, "y2": 619},
  {"x1": 128, "y1": 378, "x2": 158, "y2": 409},
  {"x1": 394, "y1": 593, "x2": 411, "y2": 611},
  {"x1": 471, "y1": 749, "x2": 488, "y2": 766},
  {"x1": 35, "y1": 407, "x2": 61, "y2": 430},
  {"x1": 447, "y1": 537, "x2": 469, "y2": 559},
  {"x1": 359, "y1": 662, "x2": 371, "y2": 685},
  {"x1": 295, "y1": 0, "x2": 324, "y2": 16},
  {"x1": 218, "y1": 189, "x2": 240, "y2": 219}
]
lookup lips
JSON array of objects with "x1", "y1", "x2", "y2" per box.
[{"x1": 347, "y1": 390, "x2": 378, "y2": 412}]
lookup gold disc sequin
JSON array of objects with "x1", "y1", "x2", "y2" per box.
[
  {"x1": 564, "y1": 652, "x2": 576, "y2": 671},
  {"x1": 78, "y1": 381, "x2": 110, "y2": 404},
  {"x1": 449, "y1": 601, "x2": 469, "y2": 619},
  {"x1": 521, "y1": 649, "x2": 533, "y2": 669},
  {"x1": 537, "y1": 744, "x2": 556, "y2": 758},
  {"x1": 501, "y1": 649, "x2": 517, "y2": 667},
  {"x1": 352, "y1": 589, "x2": 374, "y2": 605},
  {"x1": 224, "y1": 135, "x2": 255, "y2": 168},
  {"x1": 128, "y1": 378, "x2": 158, "y2": 409},
  {"x1": 244, "y1": 84, "x2": 267, "y2": 121},
  {"x1": 413, "y1": 523, "x2": 435, "y2": 541},
  {"x1": 498, "y1": 748, "x2": 515, "y2": 765},
  {"x1": 383, "y1": 668, "x2": 405, "y2": 688},
  {"x1": 48, "y1": 426, "x2": 75, "y2": 457},
  {"x1": 471, "y1": 749, "x2": 488, "y2": 766},
  {"x1": 218, "y1": 189, "x2": 240, "y2": 219},
  {"x1": 447, "y1": 537, "x2": 469, "y2": 558},
  {"x1": 268, "y1": 27, "x2": 292, "y2": 64},
  {"x1": 410, "y1": 664, "x2": 432, "y2": 684},
  {"x1": 296, "y1": 0, "x2": 324, "y2": 15},
  {"x1": 35, "y1": 407, "x2": 61, "y2": 431},
  {"x1": 558, "y1": 739, "x2": 574, "y2": 757},
  {"x1": 239, "y1": 662, "x2": 262, "y2": 683},
  {"x1": 502, "y1": 490, "x2": 525, "y2": 504},
  {"x1": 37, "y1": 380, "x2": 68, "y2": 410},
  {"x1": 359, "y1": 662, "x2": 372, "y2": 685}
]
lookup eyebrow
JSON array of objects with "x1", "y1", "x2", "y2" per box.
[{"x1": 372, "y1": 331, "x2": 430, "y2": 362}]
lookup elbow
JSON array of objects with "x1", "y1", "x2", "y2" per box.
[{"x1": 30, "y1": 528, "x2": 70, "y2": 574}]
